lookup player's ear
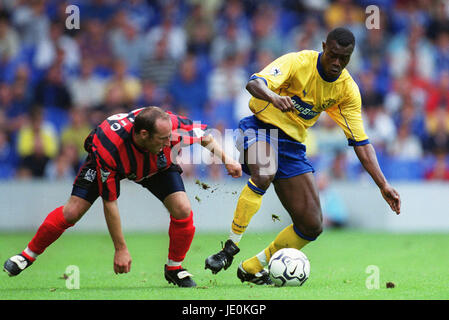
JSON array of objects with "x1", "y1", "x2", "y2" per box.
[
  {"x1": 322, "y1": 41, "x2": 326, "y2": 52},
  {"x1": 140, "y1": 129, "x2": 150, "y2": 139}
]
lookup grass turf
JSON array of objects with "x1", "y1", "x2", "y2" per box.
[{"x1": 1, "y1": 230, "x2": 448, "y2": 300}]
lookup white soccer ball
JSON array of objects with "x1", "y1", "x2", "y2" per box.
[{"x1": 268, "y1": 248, "x2": 310, "y2": 287}]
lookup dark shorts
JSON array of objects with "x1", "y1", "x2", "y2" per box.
[
  {"x1": 71, "y1": 154, "x2": 185, "y2": 204},
  {"x1": 235, "y1": 115, "x2": 315, "y2": 179}
]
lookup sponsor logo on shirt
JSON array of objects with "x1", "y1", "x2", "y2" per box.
[
  {"x1": 291, "y1": 96, "x2": 320, "y2": 120},
  {"x1": 100, "y1": 168, "x2": 110, "y2": 183},
  {"x1": 291, "y1": 96, "x2": 337, "y2": 119},
  {"x1": 270, "y1": 67, "x2": 282, "y2": 77}
]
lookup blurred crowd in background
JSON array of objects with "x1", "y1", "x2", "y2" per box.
[{"x1": 0, "y1": 0, "x2": 449, "y2": 185}]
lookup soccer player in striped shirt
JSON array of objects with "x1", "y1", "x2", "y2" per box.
[{"x1": 4, "y1": 106, "x2": 242, "y2": 287}]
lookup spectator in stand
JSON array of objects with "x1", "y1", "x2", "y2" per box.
[
  {"x1": 80, "y1": 0, "x2": 118, "y2": 21},
  {"x1": 44, "y1": 143, "x2": 79, "y2": 181},
  {"x1": 0, "y1": 10, "x2": 20, "y2": 63},
  {"x1": 78, "y1": 18, "x2": 113, "y2": 76},
  {"x1": 359, "y1": 26, "x2": 391, "y2": 95},
  {"x1": 68, "y1": 57, "x2": 106, "y2": 109},
  {"x1": 384, "y1": 75, "x2": 428, "y2": 116},
  {"x1": 109, "y1": 11, "x2": 146, "y2": 73},
  {"x1": 360, "y1": 26, "x2": 389, "y2": 65},
  {"x1": 60, "y1": 108, "x2": 92, "y2": 162},
  {"x1": 424, "y1": 106, "x2": 449, "y2": 155},
  {"x1": 425, "y1": 70, "x2": 449, "y2": 114},
  {"x1": 249, "y1": 4, "x2": 283, "y2": 59},
  {"x1": 388, "y1": 23, "x2": 436, "y2": 81},
  {"x1": 434, "y1": 30, "x2": 449, "y2": 75},
  {"x1": 360, "y1": 70, "x2": 396, "y2": 155},
  {"x1": 215, "y1": 0, "x2": 249, "y2": 34},
  {"x1": 9, "y1": 78, "x2": 30, "y2": 130},
  {"x1": 120, "y1": 0, "x2": 156, "y2": 33},
  {"x1": 387, "y1": 122, "x2": 423, "y2": 160},
  {"x1": 0, "y1": 82, "x2": 14, "y2": 130},
  {"x1": 168, "y1": 53, "x2": 208, "y2": 120},
  {"x1": 316, "y1": 172, "x2": 349, "y2": 228},
  {"x1": 0, "y1": 128, "x2": 17, "y2": 179},
  {"x1": 207, "y1": 48, "x2": 248, "y2": 127},
  {"x1": 184, "y1": 4, "x2": 215, "y2": 60},
  {"x1": 389, "y1": 0, "x2": 432, "y2": 34},
  {"x1": 11, "y1": 0, "x2": 50, "y2": 47},
  {"x1": 208, "y1": 49, "x2": 247, "y2": 103},
  {"x1": 393, "y1": 94, "x2": 428, "y2": 144},
  {"x1": 427, "y1": 0, "x2": 449, "y2": 40},
  {"x1": 362, "y1": 104, "x2": 397, "y2": 155},
  {"x1": 33, "y1": 19, "x2": 80, "y2": 74},
  {"x1": 16, "y1": 106, "x2": 59, "y2": 178},
  {"x1": 324, "y1": 0, "x2": 365, "y2": 31},
  {"x1": 284, "y1": 15, "x2": 326, "y2": 53},
  {"x1": 0, "y1": 81, "x2": 13, "y2": 107},
  {"x1": 359, "y1": 69, "x2": 384, "y2": 110},
  {"x1": 104, "y1": 59, "x2": 141, "y2": 106},
  {"x1": 93, "y1": 84, "x2": 129, "y2": 126},
  {"x1": 33, "y1": 62, "x2": 72, "y2": 110},
  {"x1": 144, "y1": 11, "x2": 187, "y2": 61},
  {"x1": 424, "y1": 150, "x2": 449, "y2": 181},
  {"x1": 311, "y1": 113, "x2": 347, "y2": 165},
  {"x1": 210, "y1": 21, "x2": 251, "y2": 65},
  {"x1": 136, "y1": 79, "x2": 166, "y2": 108},
  {"x1": 330, "y1": 150, "x2": 349, "y2": 181},
  {"x1": 140, "y1": 37, "x2": 178, "y2": 89}
]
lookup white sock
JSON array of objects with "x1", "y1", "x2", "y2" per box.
[
  {"x1": 166, "y1": 259, "x2": 182, "y2": 268},
  {"x1": 24, "y1": 247, "x2": 38, "y2": 260},
  {"x1": 256, "y1": 250, "x2": 268, "y2": 267},
  {"x1": 228, "y1": 230, "x2": 243, "y2": 245}
]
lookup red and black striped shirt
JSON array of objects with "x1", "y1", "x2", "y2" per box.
[{"x1": 85, "y1": 108, "x2": 208, "y2": 201}]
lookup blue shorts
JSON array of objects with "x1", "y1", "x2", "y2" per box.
[{"x1": 235, "y1": 116, "x2": 315, "y2": 179}]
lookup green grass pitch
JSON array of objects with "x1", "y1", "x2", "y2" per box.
[{"x1": 1, "y1": 230, "x2": 448, "y2": 300}]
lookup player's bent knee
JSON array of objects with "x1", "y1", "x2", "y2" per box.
[
  {"x1": 294, "y1": 222, "x2": 323, "y2": 241},
  {"x1": 307, "y1": 222, "x2": 323, "y2": 239},
  {"x1": 170, "y1": 202, "x2": 192, "y2": 220},
  {"x1": 293, "y1": 211, "x2": 323, "y2": 240},
  {"x1": 250, "y1": 173, "x2": 275, "y2": 191},
  {"x1": 62, "y1": 206, "x2": 84, "y2": 224},
  {"x1": 62, "y1": 196, "x2": 91, "y2": 224}
]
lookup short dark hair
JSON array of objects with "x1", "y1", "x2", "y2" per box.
[
  {"x1": 134, "y1": 106, "x2": 170, "y2": 135},
  {"x1": 326, "y1": 27, "x2": 355, "y2": 47}
]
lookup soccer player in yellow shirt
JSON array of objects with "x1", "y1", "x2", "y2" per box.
[{"x1": 205, "y1": 27, "x2": 401, "y2": 284}]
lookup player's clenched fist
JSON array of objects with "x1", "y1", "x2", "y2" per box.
[
  {"x1": 225, "y1": 161, "x2": 242, "y2": 178},
  {"x1": 270, "y1": 95, "x2": 296, "y2": 112}
]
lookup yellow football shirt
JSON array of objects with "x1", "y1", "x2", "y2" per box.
[{"x1": 248, "y1": 50, "x2": 369, "y2": 146}]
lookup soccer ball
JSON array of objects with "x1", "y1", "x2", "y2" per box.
[{"x1": 268, "y1": 248, "x2": 310, "y2": 287}]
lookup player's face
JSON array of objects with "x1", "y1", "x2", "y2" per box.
[
  {"x1": 144, "y1": 118, "x2": 172, "y2": 154},
  {"x1": 321, "y1": 39, "x2": 354, "y2": 78}
]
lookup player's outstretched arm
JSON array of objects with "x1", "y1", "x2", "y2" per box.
[
  {"x1": 354, "y1": 143, "x2": 401, "y2": 215},
  {"x1": 200, "y1": 134, "x2": 242, "y2": 178},
  {"x1": 103, "y1": 199, "x2": 132, "y2": 274}
]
